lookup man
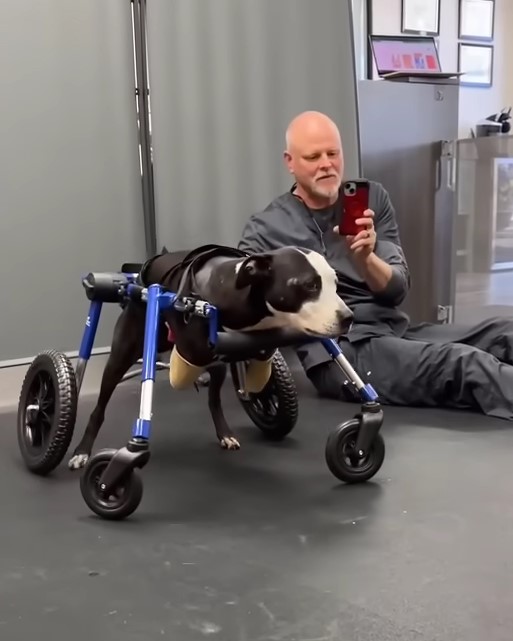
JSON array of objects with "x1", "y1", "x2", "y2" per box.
[{"x1": 238, "y1": 110, "x2": 513, "y2": 420}]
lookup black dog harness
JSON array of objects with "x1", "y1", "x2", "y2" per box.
[
  {"x1": 140, "y1": 243, "x2": 249, "y2": 293},
  {"x1": 138, "y1": 243, "x2": 251, "y2": 342}
]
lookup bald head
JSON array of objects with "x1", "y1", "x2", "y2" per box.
[
  {"x1": 283, "y1": 111, "x2": 344, "y2": 209},
  {"x1": 285, "y1": 111, "x2": 341, "y2": 153}
]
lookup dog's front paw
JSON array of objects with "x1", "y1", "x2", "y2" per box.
[
  {"x1": 220, "y1": 436, "x2": 241, "y2": 450},
  {"x1": 68, "y1": 453, "x2": 89, "y2": 470}
]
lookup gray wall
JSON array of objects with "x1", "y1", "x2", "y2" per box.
[
  {"x1": 1, "y1": 0, "x2": 362, "y2": 373},
  {"x1": 146, "y1": 0, "x2": 362, "y2": 251},
  {"x1": 0, "y1": 0, "x2": 146, "y2": 364}
]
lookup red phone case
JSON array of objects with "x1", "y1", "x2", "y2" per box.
[{"x1": 339, "y1": 180, "x2": 370, "y2": 236}]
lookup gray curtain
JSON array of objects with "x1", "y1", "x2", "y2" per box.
[
  {"x1": 146, "y1": 0, "x2": 362, "y2": 251},
  {"x1": 0, "y1": 0, "x2": 362, "y2": 363},
  {"x1": 0, "y1": 1, "x2": 146, "y2": 363}
]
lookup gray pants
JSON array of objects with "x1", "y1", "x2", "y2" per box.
[{"x1": 305, "y1": 317, "x2": 513, "y2": 420}]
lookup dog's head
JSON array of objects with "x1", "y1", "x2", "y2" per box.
[{"x1": 235, "y1": 247, "x2": 353, "y2": 336}]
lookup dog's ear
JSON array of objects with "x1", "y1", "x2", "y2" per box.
[
  {"x1": 161, "y1": 245, "x2": 169, "y2": 254},
  {"x1": 235, "y1": 254, "x2": 273, "y2": 289}
]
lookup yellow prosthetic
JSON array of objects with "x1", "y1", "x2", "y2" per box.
[
  {"x1": 244, "y1": 356, "x2": 274, "y2": 393},
  {"x1": 169, "y1": 348, "x2": 205, "y2": 390}
]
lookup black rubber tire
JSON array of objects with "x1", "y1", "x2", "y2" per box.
[
  {"x1": 80, "y1": 449, "x2": 143, "y2": 521},
  {"x1": 325, "y1": 419, "x2": 385, "y2": 483},
  {"x1": 17, "y1": 350, "x2": 78, "y2": 475},
  {"x1": 232, "y1": 350, "x2": 299, "y2": 440}
]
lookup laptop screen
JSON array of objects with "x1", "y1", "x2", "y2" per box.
[{"x1": 369, "y1": 35, "x2": 441, "y2": 75}]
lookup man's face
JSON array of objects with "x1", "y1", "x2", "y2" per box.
[{"x1": 284, "y1": 127, "x2": 344, "y2": 202}]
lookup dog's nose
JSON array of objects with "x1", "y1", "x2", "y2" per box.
[{"x1": 337, "y1": 309, "x2": 353, "y2": 334}]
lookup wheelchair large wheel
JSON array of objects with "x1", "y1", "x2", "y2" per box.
[
  {"x1": 325, "y1": 418, "x2": 385, "y2": 484},
  {"x1": 17, "y1": 350, "x2": 78, "y2": 475},
  {"x1": 80, "y1": 449, "x2": 143, "y2": 521},
  {"x1": 232, "y1": 350, "x2": 298, "y2": 440}
]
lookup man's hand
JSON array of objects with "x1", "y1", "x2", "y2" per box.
[
  {"x1": 334, "y1": 209, "x2": 392, "y2": 293},
  {"x1": 341, "y1": 209, "x2": 377, "y2": 258},
  {"x1": 333, "y1": 208, "x2": 376, "y2": 261}
]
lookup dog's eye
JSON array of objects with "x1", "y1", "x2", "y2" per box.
[
  {"x1": 287, "y1": 276, "x2": 320, "y2": 292},
  {"x1": 304, "y1": 277, "x2": 320, "y2": 292}
]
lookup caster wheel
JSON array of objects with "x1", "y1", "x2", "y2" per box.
[
  {"x1": 325, "y1": 418, "x2": 385, "y2": 484},
  {"x1": 80, "y1": 449, "x2": 143, "y2": 520},
  {"x1": 17, "y1": 349, "x2": 78, "y2": 475},
  {"x1": 232, "y1": 350, "x2": 298, "y2": 440}
]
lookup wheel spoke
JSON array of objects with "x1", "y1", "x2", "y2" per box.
[
  {"x1": 35, "y1": 373, "x2": 46, "y2": 399},
  {"x1": 40, "y1": 396, "x2": 54, "y2": 412},
  {"x1": 40, "y1": 411, "x2": 54, "y2": 432},
  {"x1": 38, "y1": 374, "x2": 55, "y2": 411},
  {"x1": 24, "y1": 373, "x2": 55, "y2": 450}
]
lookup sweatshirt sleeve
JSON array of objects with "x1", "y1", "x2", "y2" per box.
[
  {"x1": 237, "y1": 206, "x2": 295, "y2": 253},
  {"x1": 370, "y1": 182, "x2": 411, "y2": 307},
  {"x1": 237, "y1": 215, "x2": 275, "y2": 253}
]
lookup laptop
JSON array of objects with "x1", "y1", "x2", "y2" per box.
[{"x1": 369, "y1": 34, "x2": 464, "y2": 81}]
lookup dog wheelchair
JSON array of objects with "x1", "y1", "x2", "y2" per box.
[{"x1": 16, "y1": 265, "x2": 385, "y2": 520}]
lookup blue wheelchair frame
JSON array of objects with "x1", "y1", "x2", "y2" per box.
[
  {"x1": 77, "y1": 273, "x2": 379, "y2": 439},
  {"x1": 73, "y1": 269, "x2": 384, "y2": 514}
]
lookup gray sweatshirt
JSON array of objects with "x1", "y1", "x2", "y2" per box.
[{"x1": 237, "y1": 180, "x2": 412, "y2": 370}]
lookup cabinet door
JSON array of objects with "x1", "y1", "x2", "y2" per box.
[{"x1": 358, "y1": 80, "x2": 459, "y2": 323}]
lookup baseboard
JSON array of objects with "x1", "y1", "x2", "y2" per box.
[{"x1": 0, "y1": 352, "x2": 113, "y2": 412}]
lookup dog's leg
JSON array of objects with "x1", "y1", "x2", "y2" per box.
[
  {"x1": 207, "y1": 362, "x2": 240, "y2": 451},
  {"x1": 68, "y1": 304, "x2": 146, "y2": 470}
]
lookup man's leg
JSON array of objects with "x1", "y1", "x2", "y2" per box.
[
  {"x1": 406, "y1": 316, "x2": 513, "y2": 364},
  {"x1": 307, "y1": 334, "x2": 513, "y2": 420},
  {"x1": 305, "y1": 339, "x2": 361, "y2": 402}
]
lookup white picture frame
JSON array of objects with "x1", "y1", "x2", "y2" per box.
[
  {"x1": 459, "y1": 0, "x2": 495, "y2": 42},
  {"x1": 401, "y1": 0, "x2": 440, "y2": 36},
  {"x1": 458, "y1": 43, "x2": 494, "y2": 88}
]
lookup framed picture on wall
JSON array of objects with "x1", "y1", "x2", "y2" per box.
[
  {"x1": 401, "y1": 0, "x2": 440, "y2": 36},
  {"x1": 458, "y1": 0, "x2": 495, "y2": 41},
  {"x1": 458, "y1": 42, "x2": 494, "y2": 87}
]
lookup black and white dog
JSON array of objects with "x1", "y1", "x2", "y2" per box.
[{"x1": 68, "y1": 244, "x2": 352, "y2": 469}]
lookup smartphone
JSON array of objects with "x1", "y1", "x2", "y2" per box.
[{"x1": 339, "y1": 179, "x2": 370, "y2": 236}]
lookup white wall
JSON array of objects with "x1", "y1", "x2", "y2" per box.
[{"x1": 370, "y1": 0, "x2": 513, "y2": 138}]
